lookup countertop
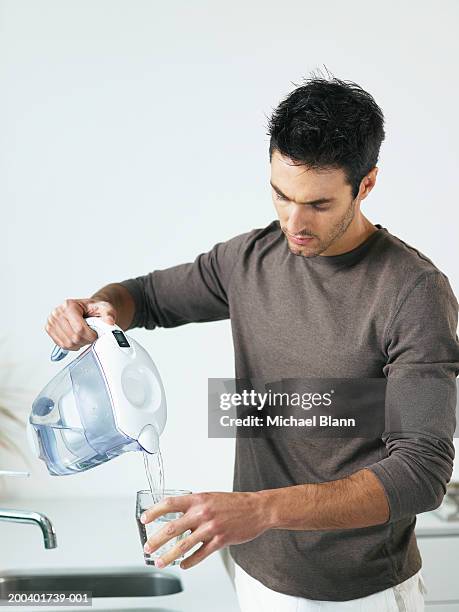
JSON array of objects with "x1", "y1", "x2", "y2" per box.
[
  {"x1": 1, "y1": 496, "x2": 458, "y2": 611},
  {"x1": 0, "y1": 496, "x2": 240, "y2": 611}
]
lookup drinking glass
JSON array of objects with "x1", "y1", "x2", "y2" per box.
[{"x1": 136, "y1": 489, "x2": 192, "y2": 566}]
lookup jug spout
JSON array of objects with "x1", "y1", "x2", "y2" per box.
[{"x1": 137, "y1": 424, "x2": 160, "y2": 454}]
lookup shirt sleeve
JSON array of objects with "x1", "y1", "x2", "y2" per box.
[
  {"x1": 365, "y1": 270, "x2": 459, "y2": 523},
  {"x1": 118, "y1": 231, "x2": 252, "y2": 330}
]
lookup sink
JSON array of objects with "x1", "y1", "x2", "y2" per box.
[{"x1": 0, "y1": 566, "x2": 182, "y2": 600}]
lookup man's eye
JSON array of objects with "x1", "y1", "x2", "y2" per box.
[
  {"x1": 275, "y1": 191, "x2": 329, "y2": 210},
  {"x1": 312, "y1": 204, "x2": 329, "y2": 211}
]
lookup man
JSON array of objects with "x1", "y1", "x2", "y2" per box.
[{"x1": 46, "y1": 75, "x2": 459, "y2": 611}]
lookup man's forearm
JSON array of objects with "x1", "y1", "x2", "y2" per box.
[
  {"x1": 258, "y1": 468, "x2": 389, "y2": 531},
  {"x1": 91, "y1": 283, "x2": 136, "y2": 331}
]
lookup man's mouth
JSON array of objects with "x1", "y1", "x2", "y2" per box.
[{"x1": 286, "y1": 232, "x2": 315, "y2": 246}]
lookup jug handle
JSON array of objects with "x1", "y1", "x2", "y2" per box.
[{"x1": 50, "y1": 317, "x2": 123, "y2": 362}]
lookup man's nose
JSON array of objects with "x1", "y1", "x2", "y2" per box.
[{"x1": 286, "y1": 205, "x2": 313, "y2": 236}]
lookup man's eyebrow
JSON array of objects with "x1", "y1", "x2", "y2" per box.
[{"x1": 270, "y1": 181, "x2": 335, "y2": 205}]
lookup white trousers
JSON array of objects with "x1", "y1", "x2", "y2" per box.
[{"x1": 233, "y1": 562, "x2": 428, "y2": 612}]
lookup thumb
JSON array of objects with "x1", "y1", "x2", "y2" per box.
[{"x1": 84, "y1": 300, "x2": 117, "y2": 325}]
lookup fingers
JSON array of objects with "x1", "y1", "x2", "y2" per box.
[
  {"x1": 50, "y1": 313, "x2": 81, "y2": 348},
  {"x1": 45, "y1": 298, "x2": 117, "y2": 351},
  {"x1": 154, "y1": 530, "x2": 205, "y2": 568},
  {"x1": 85, "y1": 300, "x2": 117, "y2": 325},
  {"x1": 148, "y1": 525, "x2": 218, "y2": 569},
  {"x1": 179, "y1": 538, "x2": 220, "y2": 569},
  {"x1": 140, "y1": 493, "x2": 193, "y2": 525},
  {"x1": 143, "y1": 513, "x2": 196, "y2": 555},
  {"x1": 65, "y1": 307, "x2": 98, "y2": 345}
]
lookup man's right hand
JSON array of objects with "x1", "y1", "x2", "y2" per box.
[{"x1": 45, "y1": 298, "x2": 118, "y2": 351}]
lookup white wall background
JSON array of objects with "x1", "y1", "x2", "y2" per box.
[{"x1": 1, "y1": 0, "x2": 458, "y2": 499}]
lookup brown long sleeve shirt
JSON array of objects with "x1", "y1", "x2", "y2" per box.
[{"x1": 120, "y1": 221, "x2": 459, "y2": 600}]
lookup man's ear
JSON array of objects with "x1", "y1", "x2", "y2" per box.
[{"x1": 358, "y1": 167, "x2": 378, "y2": 201}]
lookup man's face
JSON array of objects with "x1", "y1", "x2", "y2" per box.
[{"x1": 270, "y1": 149, "x2": 358, "y2": 257}]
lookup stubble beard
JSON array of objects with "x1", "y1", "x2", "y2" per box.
[{"x1": 286, "y1": 198, "x2": 357, "y2": 258}]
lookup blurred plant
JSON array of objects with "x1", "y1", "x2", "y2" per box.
[
  {"x1": 0, "y1": 354, "x2": 30, "y2": 466},
  {"x1": 0, "y1": 351, "x2": 35, "y2": 498},
  {"x1": 0, "y1": 402, "x2": 25, "y2": 456},
  {"x1": 0, "y1": 398, "x2": 29, "y2": 496}
]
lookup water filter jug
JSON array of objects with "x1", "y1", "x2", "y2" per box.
[{"x1": 28, "y1": 317, "x2": 167, "y2": 476}]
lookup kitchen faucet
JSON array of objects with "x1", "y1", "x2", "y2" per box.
[
  {"x1": 0, "y1": 508, "x2": 57, "y2": 549},
  {"x1": 0, "y1": 470, "x2": 57, "y2": 549}
]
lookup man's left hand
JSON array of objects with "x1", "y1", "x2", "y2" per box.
[{"x1": 140, "y1": 491, "x2": 271, "y2": 569}]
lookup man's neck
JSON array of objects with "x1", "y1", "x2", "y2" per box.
[{"x1": 320, "y1": 216, "x2": 378, "y2": 257}]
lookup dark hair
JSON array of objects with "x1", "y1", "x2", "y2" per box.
[{"x1": 267, "y1": 70, "x2": 385, "y2": 198}]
